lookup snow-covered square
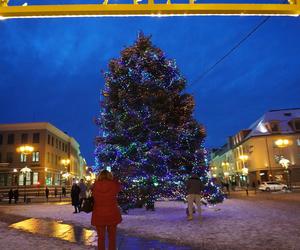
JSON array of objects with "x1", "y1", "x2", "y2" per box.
[{"x1": 0, "y1": 192, "x2": 300, "y2": 250}]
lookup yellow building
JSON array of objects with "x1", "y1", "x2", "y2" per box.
[
  {"x1": 0, "y1": 122, "x2": 87, "y2": 192},
  {"x1": 210, "y1": 109, "x2": 300, "y2": 187}
]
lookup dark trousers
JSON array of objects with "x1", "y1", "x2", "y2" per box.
[{"x1": 96, "y1": 225, "x2": 117, "y2": 250}]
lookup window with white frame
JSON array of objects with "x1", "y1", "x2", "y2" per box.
[
  {"x1": 20, "y1": 153, "x2": 27, "y2": 162},
  {"x1": 32, "y1": 151, "x2": 40, "y2": 162}
]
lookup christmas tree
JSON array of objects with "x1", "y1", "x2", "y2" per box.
[{"x1": 94, "y1": 33, "x2": 223, "y2": 211}]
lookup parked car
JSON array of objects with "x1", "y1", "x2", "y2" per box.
[{"x1": 259, "y1": 181, "x2": 288, "y2": 192}]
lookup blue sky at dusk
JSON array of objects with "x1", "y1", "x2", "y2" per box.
[{"x1": 1, "y1": 1, "x2": 300, "y2": 165}]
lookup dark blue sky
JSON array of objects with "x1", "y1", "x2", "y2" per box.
[{"x1": 1, "y1": 1, "x2": 300, "y2": 165}]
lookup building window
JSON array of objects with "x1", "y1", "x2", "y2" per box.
[
  {"x1": 295, "y1": 120, "x2": 300, "y2": 131},
  {"x1": 52, "y1": 137, "x2": 54, "y2": 146},
  {"x1": 47, "y1": 152, "x2": 50, "y2": 163},
  {"x1": 62, "y1": 143, "x2": 65, "y2": 152},
  {"x1": 56, "y1": 139, "x2": 58, "y2": 148},
  {"x1": 55, "y1": 155, "x2": 58, "y2": 165},
  {"x1": 51, "y1": 153, "x2": 54, "y2": 164},
  {"x1": 32, "y1": 151, "x2": 40, "y2": 162},
  {"x1": 20, "y1": 153, "x2": 27, "y2": 162},
  {"x1": 59, "y1": 141, "x2": 61, "y2": 150},
  {"x1": 7, "y1": 134, "x2": 14, "y2": 144},
  {"x1": 0, "y1": 174, "x2": 6, "y2": 186},
  {"x1": 21, "y1": 133, "x2": 28, "y2": 144},
  {"x1": 269, "y1": 122, "x2": 280, "y2": 132},
  {"x1": 54, "y1": 174, "x2": 60, "y2": 186},
  {"x1": 33, "y1": 172, "x2": 39, "y2": 184},
  {"x1": 297, "y1": 139, "x2": 300, "y2": 146},
  {"x1": 48, "y1": 135, "x2": 51, "y2": 144},
  {"x1": 33, "y1": 133, "x2": 40, "y2": 143},
  {"x1": 46, "y1": 173, "x2": 52, "y2": 185},
  {"x1": 19, "y1": 172, "x2": 31, "y2": 186},
  {"x1": 7, "y1": 152, "x2": 13, "y2": 163},
  {"x1": 0, "y1": 134, "x2": 3, "y2": 145}
]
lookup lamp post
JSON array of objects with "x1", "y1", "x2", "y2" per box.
[
  {"x1": 17, "y1": 145, "x2": 34, "y2": 203},
  {"x1": 275, "y1": 139, "x2": 291, "y2": 189}
]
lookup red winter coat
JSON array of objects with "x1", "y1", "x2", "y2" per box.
[{"x1": 91, "y1": 179, "x2": 122, "y2": 226}]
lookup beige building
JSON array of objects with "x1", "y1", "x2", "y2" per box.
[
  {"x1": 210, "y1": 109, "x2": 300, "y2": 187},
  {"x1": 0, "y1": 122, "x2": 87, "y2": 192}
]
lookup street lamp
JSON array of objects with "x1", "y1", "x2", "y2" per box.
[
  {"x1": 17, "y1": 145, "x2": 34, "y2": 203},
  {"x1": 275, "y1": 139, "x2": 290, "y2": 148}
]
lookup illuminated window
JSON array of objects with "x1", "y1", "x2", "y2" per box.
[
  {"x1": 20, "y1": 153, "x2": 27, "y2": 162},
  {"x1": 32, "y1": 152, "x2": 40, "y2": 162},
  {"x1": 46, "y1": 173, "x2": 52, "y2": 185},
  {"x1": 33, "y1": 173, "x2": 39, "y2": 184},
  {"x1": 297, "y1": 139, "x2": 300, "y2": 146}
]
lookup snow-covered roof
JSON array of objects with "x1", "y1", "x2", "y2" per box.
[{"x1": 245, "y1": 108, "x2": 300, "y2": 139}]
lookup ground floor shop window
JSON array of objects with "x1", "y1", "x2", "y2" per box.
[
  {"x1": 0, "y1": 174, "x2": 6, "y2": 186},
  {"x1": 54, "y1": 173, "x2": 60, "y2": 186},
  {"x1": 45, "y1": 172, "x2": 52, "y2": 185},
  {"x1": 33, "y1": 172, "x2": 39, "y2": 184},
  {"x1": 19, "y1": 172, "x2": 31, "y2": 186}
]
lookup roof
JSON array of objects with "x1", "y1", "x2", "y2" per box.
[{"x1": 245, "y1": 108, "x2": 300, "y2": 139}]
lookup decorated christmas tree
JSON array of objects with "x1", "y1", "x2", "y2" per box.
[{"x1": 94, "y1": 33, "x2": 223, "y2": 211}]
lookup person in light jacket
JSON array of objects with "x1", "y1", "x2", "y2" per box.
[
  {"x1": 91, "y1": 170, "x2": 122, "y2": 250},
  {"x1": 186, "y1": 173, "x2": 204, "y2": 221}
]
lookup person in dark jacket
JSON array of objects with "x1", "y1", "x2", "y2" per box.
[
  {"x1": 13, "y1": 189, "x2": 19, "y2": 204},
  {"x1": 45, "y1": 186, "x2": 49, "y2": 202},
  {"x1": 8, "y1": 189, "x2": 14, "y2": 204},
  {"x1": 71, "y1": 182, "x2": 81, "y2": 213},
  {"x1": 92, "y1": 170, "x2": 122, "y2": 250},
  {"x1": 186, "y1": 173, "x2": 204, "y2": 221}
]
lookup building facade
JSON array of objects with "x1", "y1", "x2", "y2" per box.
[
  {"x1": 0, "y1": 122, "x2": 87, "y2": 191},
  {"x1": 210, "y1": 109, "x2": 300, "y2": 187}
]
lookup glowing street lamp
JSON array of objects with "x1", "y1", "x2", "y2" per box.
[
  {"x1": 16, "y1": 145, "x2": 34, "y2": 155},
  {"x1": 275, "y1": 139, "x2": 289, "y2": 148}
]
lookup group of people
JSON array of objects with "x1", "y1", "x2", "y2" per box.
[
  {"x1": 90, "y1": 170, "x2": 204, "y2": 250},
  {"x1": 8, "y1": 188, "x2": 19, "y2": 204}
]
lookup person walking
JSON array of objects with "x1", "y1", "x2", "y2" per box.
[
  {"x1": 8, "y1": 189, "x2": 14, "y2": 204},
  {"x1": 54, "y1": 187, "x2": 58, "y2": 198},
  {"x1": 92, "y1": 170, "x2": 122, "y2": 250},
  {"x1": 71, "y1": 182, "x2": 81, "y2": 213},
  {"x1": 186, "y1": 173, "x2": 204, "y2": 221},
  {"x1": 78, "y1": 179, "x2": 87, "y2": 211},
  {"x1": 45, "y1": 186, "x2": 49, "y2": 202},
  {"x1": 13, "y1": 189, "x2": 19, "y2": 204},
  {"x1": 62, "y1": 186, "x2": 66, "y2": 197}
]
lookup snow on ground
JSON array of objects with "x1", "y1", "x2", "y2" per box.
[
  {"x1": 1, "y1": 193, "x2": 300, "y2": 250},
  {"x1": 0, "y1": 221, "x2": 94, "y2": 250}
]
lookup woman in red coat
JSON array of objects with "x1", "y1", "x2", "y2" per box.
[{"x1": 91, "y1": 170, "x2": 122, "y2": 250}]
